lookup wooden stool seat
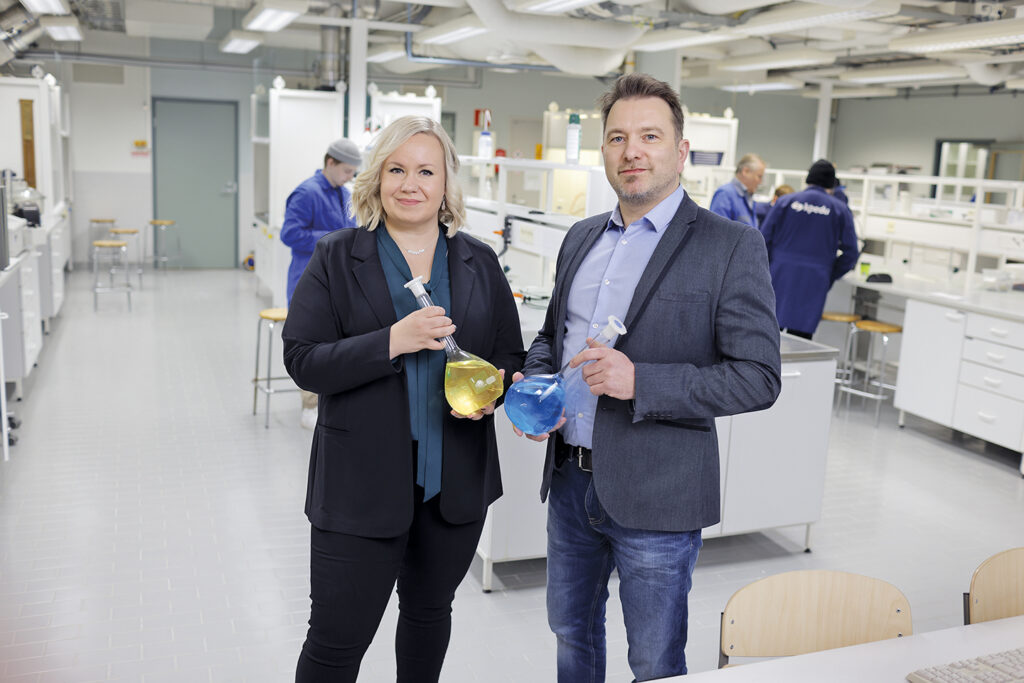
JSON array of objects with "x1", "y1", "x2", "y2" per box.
[
  {"x1": 822, "y1": 312, "x2": 862, "y2": 323},
  {"x1": 90, "y1": 218, "x2": 116, "y2": 223},
  {"x1": 150, "y1": 219, "x2": 176, "y2": 226},
  {"x1": 109, "y1": 228, "x2": 139, "y2": 235},
  {"x1": 92, "y1": 240, "x2": 128, "y2": 249},
  {"x1": 259, "y1": 307, "x2": 287, "y2": 323},
  {"x1": 856, "y1": 320, "x2": 902, "y2": 334}
]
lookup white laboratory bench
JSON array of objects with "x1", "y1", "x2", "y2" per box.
[
  {"x1": 828, "y1": 269, "x2": 1024, "y2": 476},
  {"x1": 477, "y1": 303, "x2": 838, "y2": 591},
  {"x1": 252, "y1": 213, "x2": 292, "y2": 310}
]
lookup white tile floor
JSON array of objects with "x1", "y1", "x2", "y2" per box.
[{"x1": 1, "y1": 268, "x2": 1023, "y2": 682}]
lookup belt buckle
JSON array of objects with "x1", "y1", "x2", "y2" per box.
[{"x1": 573, "y1": 446, "x2": 592, "y2": 473}]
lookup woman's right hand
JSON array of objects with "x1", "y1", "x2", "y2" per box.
[{"x1": 389, "y1": 306, "x2": 455, "y2": 359}]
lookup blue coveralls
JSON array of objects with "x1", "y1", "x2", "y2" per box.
[
  {"x1": 280, "y1": 169, "x2": 357, "y2": 304},
  {"x1": 709, "y1": 178, "x2": 759, "y2": 228},
  {"x1": 759, "y1": 185, "x2": 860, "y2": 335}
]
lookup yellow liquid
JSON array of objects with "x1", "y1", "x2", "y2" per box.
[{"x1": 444, "y1": 358, "x2": 504, "y2": 415}]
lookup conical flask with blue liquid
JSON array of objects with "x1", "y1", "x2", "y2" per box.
[{"x1": 505, "y1": 315, "x2": 627, "y2": 436}]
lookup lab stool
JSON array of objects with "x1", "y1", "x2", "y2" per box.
[
  {"x1": 109, "y1": 227, "x2": 144, "y2": 287},
  {"x1": 821, "y1": 312, "x2": 863, "y2": 387},
  {"x1": 150, "y1": 219, "x2": 181, "y2": 270},
  {"x1": 89, "y1": 218, "x2": 117, "y2": 244},
  {"x1": 91, "y1": 240, "x2": 132, "y2": 312},
  {"x1": 837, "y1": 320, "x2": 902, "y2": 426},
  {"x1": 252, "y1": 307, "x2": 298, "y2": 428}
]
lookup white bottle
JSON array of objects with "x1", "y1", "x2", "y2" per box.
[
  {"x1": 478, "y1": 130, "x2": 493, "y2": 159},
  {"x1": 565, "y1": 113, "x2": 581, "y2": 165}
]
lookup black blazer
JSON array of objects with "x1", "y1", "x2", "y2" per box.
[{"x1": 282, "y1": 226, "x2": 525, "y2": 538}]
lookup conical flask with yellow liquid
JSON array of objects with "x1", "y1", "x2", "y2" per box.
[{"x1": 404, "y1": 276, "x2": 505, "y2": 415}]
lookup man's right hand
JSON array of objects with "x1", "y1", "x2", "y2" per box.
[
  {"x1": 509, "y1": 371, "x2": 566, "y2": 441},
  {"x1": 389, "y1": 307, "x2": 455, "y2": 359}
]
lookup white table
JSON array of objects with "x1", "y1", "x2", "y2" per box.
[{"x1": 669, "y1": 615, "x2": 1024, "y2": 682}]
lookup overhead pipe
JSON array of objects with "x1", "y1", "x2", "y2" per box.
[
  {"x1": 463, "y1": 0, "x2": 644, "y2": 49},
  {"x1": 16, "y1": 49, "x2": 313, "y2": 77},
  {"x1": 402, "y1": 31, "x2": 558, "y2": 71},
  {"x1": 318, "y1": 2, "x2": 343, "y2": 89},
  {"x1": 0, "y1": 5, "x2": 42, "y2": 67}
]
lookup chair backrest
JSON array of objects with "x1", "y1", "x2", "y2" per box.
[
  {"x1": 720, "y1": 569, "x2": 912, "y2": 667},
  {"x1": 966, "y1": 547, "x2": 1024, "y2": 624}
]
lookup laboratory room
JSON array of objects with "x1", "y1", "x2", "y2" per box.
[{"x1": 3, "y1": 0, "x2": 1024, "y2": 681}]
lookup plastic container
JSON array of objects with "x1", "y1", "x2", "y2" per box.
[{"x1": 565, "y1": 113, "x2": 581, "y2": 165}]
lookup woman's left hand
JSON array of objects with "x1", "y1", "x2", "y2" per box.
[{"x1": 450, "y1": 369, "x2": 505, "y2": 420}]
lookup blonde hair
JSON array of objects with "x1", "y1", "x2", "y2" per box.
[{"x1": 351, "y1": 116, "x2": 466, "y2": 237}]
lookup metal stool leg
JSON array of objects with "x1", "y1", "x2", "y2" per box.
[
  {"x1": 253, "y1": 316, "x2": 263, "y2": 415},
  {"x1": 122, "y1": 246, "x2": 132, "y2": 312},
  {"x1": 91, "y1": 245, "x2": 99, "y2": 311},
  {"x1": 874, "y1": 333, "x2": 890, "y2": 426},
  {"x1": 176, "y1": 226, "x2": 183, "y2": 270},
  {"x1": 265, "y1": 320, "x2": 275, "y2": 429}
]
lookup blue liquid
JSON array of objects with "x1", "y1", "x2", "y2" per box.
[{"x1": 505, "y1": 374, "x2": 566, "y2": 436}]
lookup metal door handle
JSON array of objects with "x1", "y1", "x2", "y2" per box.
[{"x1": 220, "y1": 181, "x2": 238, "y2": 195}]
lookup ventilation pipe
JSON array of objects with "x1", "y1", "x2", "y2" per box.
[
  {"x1": 525, "y1": 43, "x2": 627, "y2": 76},
  {"x1": 961, "y1": 61, "x2": 1017, "y2": 86},
  {"x1": 462, "y1": 0, "x2": 644, "y2": 49},
  {"x1": 0, "y1": 5, "x2": 43, "y2": 66},
  {"x1": 318, "y1": 2, "x2": 343, "y2": 90}
]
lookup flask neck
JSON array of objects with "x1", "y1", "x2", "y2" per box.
[{"x1": 442, "y1": 336, "x2": 461, "y2": 359}]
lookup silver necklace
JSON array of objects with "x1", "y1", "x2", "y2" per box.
[{"x1": 405, "y1": 247, "x2": 427, "y2": 255}]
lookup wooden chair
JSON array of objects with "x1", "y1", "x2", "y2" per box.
[
  {"x1": 719, "y1": 569, "x2": 912, "y2": 668},
  {"x1": 963, "y1": 547, "x2": 1024, "y2": 625}
]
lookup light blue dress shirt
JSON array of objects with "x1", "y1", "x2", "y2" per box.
[{"x1": 560, "y1": 184, "x2": 685, "y2": 449}]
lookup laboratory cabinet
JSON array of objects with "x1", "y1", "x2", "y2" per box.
[
  {"x1": 30, "y1": 217, "x2": 69, "y2": 325},
  {"x1": 476, "y1": 319, "x2": 838, "y2": 590},
  {"x1": 0, "y1": 250, "x2": 43, "y2": 393},
  {"x1": 894, "y1": 300, "x2": 966, "y2": 427}
]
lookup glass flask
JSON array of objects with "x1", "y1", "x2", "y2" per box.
[
  {"x1": 504, "y1": 315, "x2": 626, "y2": 436},
  {"x1": 404, "y1": 276, "x2": 505, "y2": 415}
]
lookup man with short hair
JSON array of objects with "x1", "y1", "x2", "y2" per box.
[
  {"x1": 709, "y1": 152, "x2": 766, "y2": 227},
  {"x1": 512, "y1": 73, "x2": 781, "y2": 682},
  {"x1": 759, "y1": 158, "x2": 860, "y2": 340},
  {"x1": 281, "y1": 138, "x2": 362, "y2": 429}
]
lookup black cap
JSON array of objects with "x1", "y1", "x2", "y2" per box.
[{"x1": 806, "y1": 159, "x2": 838, "y2": 188}]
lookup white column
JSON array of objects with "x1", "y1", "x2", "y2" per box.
[
  {"x1": 347, "y1": 18, "x2": 368, "y2": 139},
  {"x1": 812, "y1": 80, "x2": 833, "y2": 161}
]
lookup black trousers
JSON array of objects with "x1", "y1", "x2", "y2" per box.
[{"x1": 295, "y1": 490, "x2": 485, "y2": 683}]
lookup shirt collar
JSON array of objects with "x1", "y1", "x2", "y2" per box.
[
  {"x1": 730, "y1": 177, "x2": 753, "y2": 200},
  {"x1": 314, "y1": 169, "x2": 336, "y2": 191},
  {"x1": 607, "y1": 184, "x2": 685, "y2": 234}
]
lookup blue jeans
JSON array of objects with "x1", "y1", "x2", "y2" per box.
[{"x1": 547, "y1": 463, "x2": 702, "y2": 682}]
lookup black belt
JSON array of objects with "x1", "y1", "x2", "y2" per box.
[{"x1": 559, "y1": 443, "x2": 592, "y2": 472}]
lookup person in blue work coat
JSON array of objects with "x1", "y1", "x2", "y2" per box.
[
  {"x1": 709, "y1": 152, "x2": 765, "y2": 227},
  {"x1": 759, "y1": 159, "x2": 860, "y2": 339},
  {"x1": 754, "y1": 183, "x2": 794, "y2": 225},
  {"x1": 281, "y1": 137, "x2": 363, "y2": 429}
]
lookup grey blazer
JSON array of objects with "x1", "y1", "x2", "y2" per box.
[{"x1": 523, "y1": 192, "x2": 782, "y2": 532}]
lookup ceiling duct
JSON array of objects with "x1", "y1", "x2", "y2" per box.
[
  {"x1": 0, "y1": 5, "x2": 43, "y2": 67},
  {"x1": 960, "y1": 61, "x2": 1017, "y2": 86},
  {"x1": 318, "y1": 2, "x2": 342, "y2": 90}
]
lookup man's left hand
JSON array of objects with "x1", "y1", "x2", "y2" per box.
[{"x1": 569, "y1": 340, "x2": 634, "y2": 400}]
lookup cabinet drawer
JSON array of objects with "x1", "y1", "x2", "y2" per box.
[
  {"x1": 967, "y1": 313, "x2": 1024, "y2": 350},
  {"x1": 959, "y1": 361, "x2": 1024, "y2": 401},
  {"x1": 962, "y1": 338, "x2": 1024, "y2": 376},
  {"x1": 953, "y1": 385, "x2": 1024, "y2": 452}
]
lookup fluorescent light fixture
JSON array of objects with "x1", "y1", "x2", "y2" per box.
[
  {"x1": 717, "y1": 48, "x2": 836, "y2": 72},
  {"x1": 40, "y1": 15, "x2": 82, "y2": 40},
  {"x1": 366, "y1": 44, "x2": 406, "y2": 63},
  {"x1": 839, "y1": 63, "x2": 967, "y2": 84},
  {"x1": 801, "y1": 86, "x2": 898, "y2": 98},
  {"x1": 632, "y1": 29, "x2": 738, "y2": 52},
  {"x1": 718, "y1": 77, "x2": 803, "y2": 92},
  {"x1": 243, "y1": 0, "x2": 307, "y2": 32},
  {"x1": 1005, "y1": 78, "x2": 1024, "y2": 90},
  {"x1": 20, "y1": 0, "x2": 69, "y2": 15},
  {"x1": 416, "y1": 15, "x2": 487, "y2": 45},
  {"x1": 734, "y1": 0, "x2": 899, "y2": 36},
  {"x1": 219, "y1": 30, "x2": 262, "y2": 54},
  {"x1": 889, "y1": 17, "x2": 1024, "y2": 53},
  {"x1": 519, "y1": 0, "x2": 599, "y2": 13}
]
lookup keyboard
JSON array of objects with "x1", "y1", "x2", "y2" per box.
[{"x1": 907, "y1": 646, "x2": 1024, "y2": 683}]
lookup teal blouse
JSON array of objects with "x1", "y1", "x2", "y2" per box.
[{"x1": 376, "y1": 226, "x2": 450, "y2": 502}]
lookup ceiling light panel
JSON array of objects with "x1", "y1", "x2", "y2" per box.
[
  {"x1": 417, "y1": 15, "x2": 487, "y2": 45},
  {"x1": 717, "y1": 48, "x2": 836, "y2": 72},
  {"x1": 219, "y1": 30, "x2": 262, "y2": 54},
  {"x1": 801, "y1": 86, "x2": 898, "y2": 98},
  {"x1": 243, "y1": 0, "x2": 308, "y2": 32},
  {"x1": 889, "y1": 17, "x2": 1024, "y2": 53},
  {"x1": 40, "y1": 15, "x2": 82, "y2": 40},
  {"x1": 20, "y1": 0, "x2": 69, "y2": 15},
  {"x1": 366, "y1": 45, "x2": 406, "y2": 63},
  {"x1": 718, "y1": 77, "x2": 803, "y2": 92},
  {"x1": 733, "y1": 0, "x2": 900, "y2": 36},
  {"x1": 632, "y1": 29, "x2": 738, "y2": 52},
  {"x1": 839, "y1": 63, "x2": 967, "y2": 83},
  {"x1": 519, "y1": 0, "x2": 600, "y2": 13}
]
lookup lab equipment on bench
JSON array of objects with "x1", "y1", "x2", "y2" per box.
[
  {"x1": 404, "y1": 276, "x2": 505, "y2": 415},
  {"x1": 504, "y1": 314, "x2": 626, "y2": 436}
]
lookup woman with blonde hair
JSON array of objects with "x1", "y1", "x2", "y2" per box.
[{"x1": 283, "y1": 115, "x2": 524, "y2": 681}]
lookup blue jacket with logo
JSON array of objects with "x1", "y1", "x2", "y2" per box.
[
  {"x1": 759, "y1": 185, "x2": 859, "y2": 334},
  {"x1": 280, "y1": 169, "x2": 357, "y2": 304},
  {"x1": 709, "y1": 179, "x2": 758, "y2": 228}
]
